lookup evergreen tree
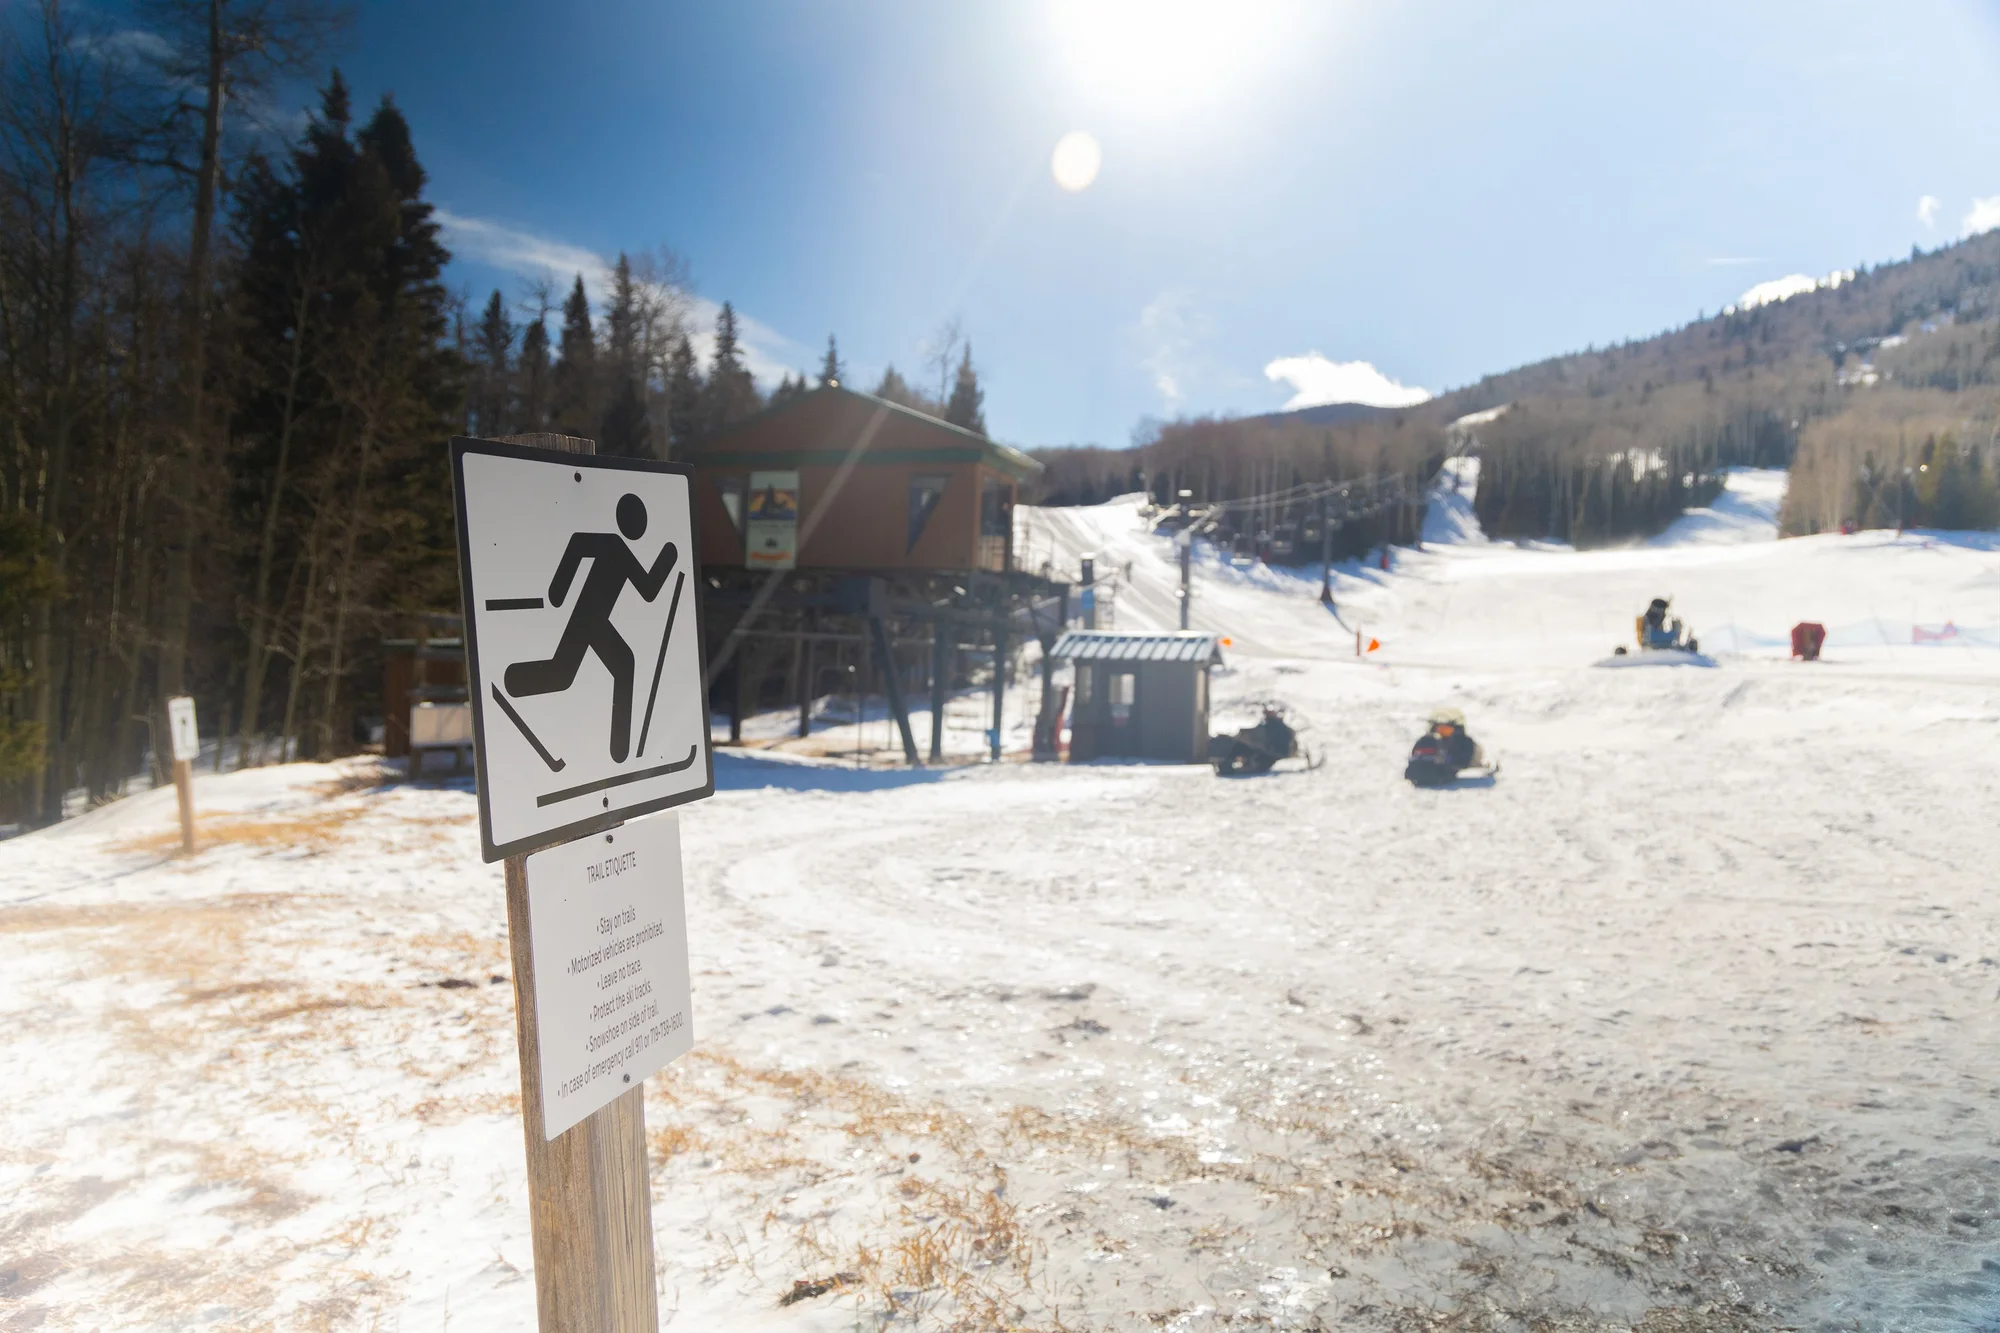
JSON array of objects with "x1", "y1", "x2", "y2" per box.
[
  {"x1": 875, "y1": 364, "x2": 911, "y2": 402},
  {"x1": 551, "y1": 274, "x2": 596, "y2": 437},
  {"x1": 819, "y1": 334, "x2": 844, "y2": 387},
  {"x1": 599, "y1": 255, "x2": 649, "y2": 456},
  {"x1": 474, "y1": 289, "x2": 513, "y2": 436},
  {"x1": 666, "y1": 333, "x2": 704, "y2": 453},
  {"x1": 945, "y1": 344, "x2": 986, "y2": 434},
  {"x1": 517, "y1": 312, "x2": 551, "y2": 431},
  {"x1": 703, "y1": 301, "x2": 760, "y2": 432},
  {"x1": 227, "y1": 77, "x2": 463, "y2": 761},
  {"x1": 770, "y1": 372, "x2": 808, "y2": 407}
]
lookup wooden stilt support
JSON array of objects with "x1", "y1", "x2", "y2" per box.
[
  {"x1": 870, "y1": 615, "x2": 921, "y2": 766},
  {"x1": 797, "y1": 619, "x2": 813, "y2": 739},
  {"x1": 929, "y1": 620, "x2": 946, "y2": 763},
  {"x1": 990, "y1": 625, "x2": 1008, "y2": 763}
]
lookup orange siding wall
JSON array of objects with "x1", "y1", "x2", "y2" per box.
[
  {"x1": 685, "y1": 389, "x2": 1033, "y2": 573},
  {"x1": 694, "y1": 461, "x2": 1003, "y2": 572}
]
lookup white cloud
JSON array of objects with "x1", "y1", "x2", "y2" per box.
[
  {"x1": 434, "y1": 209, "x2": 804, "y2": 386},
  {"x1": 1730, "y1": 268, "x2": 1855, "y2": 313},
  {"x1": 1918, "y1": 194, "x2": 1942, "y2": 229},
  {"x1": 681, "y1": 298, "x2": 804, "y2": 391},
  {"x1": 1262, "y1": 353, "x2": 1431, "y2": 410},
  {"x1": 435, "y1": 207, "x2": 615, "y2": 299},
  {"x1": 1963, "y1": 196, "x2": 2000, "y2": 238}
]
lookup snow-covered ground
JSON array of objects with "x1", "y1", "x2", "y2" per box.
[{"x1": 7, "y1": 470, "x2": 2000, "y2": 1330}]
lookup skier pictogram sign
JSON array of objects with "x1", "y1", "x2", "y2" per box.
[{"x1": 452, "y1": 438, "x2": 714, "y2": 861}]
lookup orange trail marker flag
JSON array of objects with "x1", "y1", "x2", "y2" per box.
[{"x1": 1367, "y1": 638, "x2": 1381, "y2": 653}]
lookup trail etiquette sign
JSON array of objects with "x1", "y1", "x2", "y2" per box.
[
  {"x1": 166, "y1": 696, "x2": 200, "y2": 763},
  {"x1": 452, "y1": 438, "x2": 714, "y2": 861},
  {"x1": 526, "y1": 813, "x2": 694, "y2": 1139}
]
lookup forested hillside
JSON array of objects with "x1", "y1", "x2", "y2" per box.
[
  {"x1": 1436, "y1": 231, "x2": 2000, "y2": 542},
  {"x1": 0, "y1": 4, "x2": 790, "y2": 826},
  {"x1": 1034, "y1": 230, "x2": 2000, "y2": 549}
]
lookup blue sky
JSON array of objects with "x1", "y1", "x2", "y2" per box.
[{"x1": 338, "y1": 0, "x2": 2000, "y2": 448}]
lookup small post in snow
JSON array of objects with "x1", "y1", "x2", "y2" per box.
[{"x1": 166, "y1": 695, "x2": 200, "y2": 855}]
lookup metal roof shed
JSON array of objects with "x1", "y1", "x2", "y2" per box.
[{"x1": 1049, "y1": 632, "x2": 1224, "y2": 763}]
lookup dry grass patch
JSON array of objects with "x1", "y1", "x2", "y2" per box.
[{"x1": 114, "y1": 805, "x2": 366, "y2": 858}]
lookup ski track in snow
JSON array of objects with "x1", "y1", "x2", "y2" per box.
[{"x1": 5, "y1": 470, "x2": 2000, "y2": 1330}]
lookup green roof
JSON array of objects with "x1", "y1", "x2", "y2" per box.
[{"x1": 680, "y1": 384, "x2": 1043, "y2": 482}]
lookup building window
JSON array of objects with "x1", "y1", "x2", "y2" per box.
[
  {"x1": 908, "y1": 474, "x2": 947, "y2": 552},
  {"x1": 979, "y1": 480, "x2": 1013, "y2": 571},
  {"x1": 1075, "y1": 664, "x2": 1093, "y2": 708},
  {"x1": 1109, "y1": 671, "x2": 1135, "y2": 726},
  {"x1": 717, "y1": 476, "x2": 744, "y2": 531}
]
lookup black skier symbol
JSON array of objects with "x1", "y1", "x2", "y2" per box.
[{"x1": 502, "y1": 493, "x2": 680, "y2": 767}]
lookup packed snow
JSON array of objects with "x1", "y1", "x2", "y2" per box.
[{"x1": 6, "y1": 470, "x2": 2000, "y2": 1330}]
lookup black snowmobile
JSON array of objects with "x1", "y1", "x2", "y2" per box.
[
  {"x1": 1210, "y1": 706, "x2": 1317, "y2": 776},
  {"x1": 1404, "y1": 708, "x2": 1497, "y2": 788}
]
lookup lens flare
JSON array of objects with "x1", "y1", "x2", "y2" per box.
[{"x1": 1051, "y1": 131, "x2": 1102, "y2": 192}]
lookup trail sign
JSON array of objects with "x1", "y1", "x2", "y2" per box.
[
  {"x1": 166, "y1": 696, "x2": 199, "y2": 855},
  {"x1": 167, "y1": 696, "x2": 200, "y2": 763},
  {"x1": 452, "y1": 437, "x2": 714, "y2": 861},
  {"x1": 526, "y1": 813, "x2": 693, "y2": 1139}
]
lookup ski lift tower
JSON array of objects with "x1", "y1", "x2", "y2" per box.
[{"x1": 1176, "y1": 490, "x2": 1194, "y2": 630}]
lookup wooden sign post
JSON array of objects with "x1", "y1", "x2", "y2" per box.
[
  {"x1": 166, "y1": 695, "x2": 200, "y2": 855},
  {"x1": 454, "y1": 432, "x2": 714, "y2": 1331},
  {"x1": 506, "y1": 849, "x2": 660, "y2": 1330}
]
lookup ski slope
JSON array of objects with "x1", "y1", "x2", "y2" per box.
[{"x1": 5, "y1": 470, "x2": 2000, "y2": 1331}]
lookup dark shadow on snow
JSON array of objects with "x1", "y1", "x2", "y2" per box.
[
  {"x1": 713, "y1": 750, "x2": 949, "y2": 794},
  {"x1": 1409, "y1": 772, "x2": 1497, "y2": 791}
]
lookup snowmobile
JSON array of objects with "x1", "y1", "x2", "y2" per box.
[
  {"x1": 1210, "y1": 706, "x2": 1318, "y2": 775},
  {"x1": 1597, "y1": 596, "x2": 1717, "y2": 668},
  {"x1": 1404, "y1": 707, "x2": 1498, "y2": 788}
]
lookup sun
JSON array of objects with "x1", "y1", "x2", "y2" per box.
[
  {"x1": 1048, "y1": 0, "x2": 1291, "y2": 109},
  {"x1": 1051, "y1": 131, "x2": 1102, "y2": 192}
]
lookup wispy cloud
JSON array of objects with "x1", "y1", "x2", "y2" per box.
[
  {"x1": 434, "y1": 209, "x2": 803, "y2": 385},
  {"x1": 682, "y1": 298, "x2": 804, "y2": 390},
  {"x1": 1918, "y1": 194, "x2": 1942, "y2": 229},
  {"x1": 435, "y1": 208, "x2": 616, "y2": 299},
  {"x1": 1263, "y1": 353, "x2": 1430, "y2": 410},
  {"x1": 1133, "y1": 288, "x2": 1205, "y2": 405},
  {"x1": 1963, "y1": 196, "x2": 2000, "y2": 238}
]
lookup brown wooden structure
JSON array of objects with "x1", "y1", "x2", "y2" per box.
[
  {"x1": 380, "y1": 615, "x2": 467, "y2": 758},
  {"x1": 682, "y1": 387, "x2": 1066, "y2": 764},
  {"x1": 681, "y1": 385, "x2": 1040, "y2": 573}
]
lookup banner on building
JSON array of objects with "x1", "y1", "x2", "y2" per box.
[{"x1": 745, "y1": 470, "x2": 800, "y2": 570}]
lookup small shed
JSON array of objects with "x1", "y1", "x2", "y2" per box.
[{"x1": 1050, "y1": 631, "x2": 1223, "y2": 763}]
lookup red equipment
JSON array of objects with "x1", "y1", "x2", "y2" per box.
[{"x1": 1791, "y1": 622, "x2": 1826, "y2": 661}]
